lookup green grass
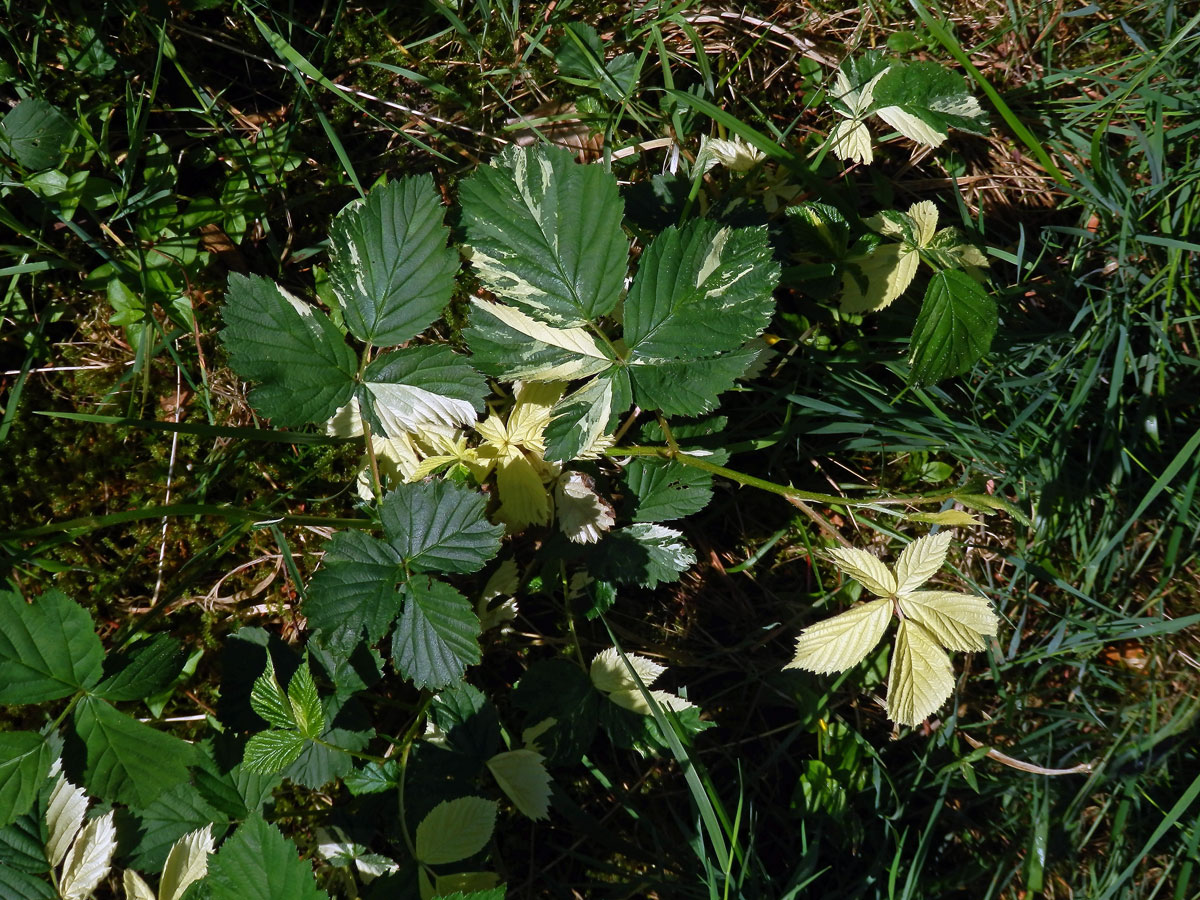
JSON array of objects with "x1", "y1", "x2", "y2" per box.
[{"x1": 2, "y1": 0, "x2": 1198, "y2": 897}]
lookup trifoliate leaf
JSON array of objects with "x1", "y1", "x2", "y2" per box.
[
  {"x1": 887, "y1": 619, "x2": 955, "y2": 727},
  {"x1": 0, "y1": 734, "x2": 51, "y2": 829},
  {"x1": 361, "y1": 345, "x2": 486, "y2": 437},
  {"x1": 414, "y1": 797, "x2": 497, "y2": 865},
  {"x1": 907, "y1": 269, "x2": 997, "y2": 385},
  {"x1": 908, "y1": 510, "x2": 983, "y2": 527},
  {"x1": 900, "y1": 591, "x2": 999, "y2": 652},
  {"x1": 785, "y1": 598, "x2": 892, "y2": 675},
  {"x1": 391, "y1": 579, "x2": 481, "y2": 690},
  {"x1": 625, "y1": 457, "x2": 715, "y2": 523},
  {"x1": 205, "y1": 815, "x2": 327, "y2": 900},
  {"x1": 92, "y1": 635, "x2": 187, "y2": 702},
  {"x1": 220, "y1": 274, "x2": 358, "y2": 427},
  {"x1": 554, "y1": 472, "x2": 615, "y2": 544},
  {"x1": 58, "y1": 810, "x2": 116, "y2": 900},
  {"x1": 72, "y1": 697, "x2": 193, "y2": 807},
  {"x1": 45, "y1": 775, "x2": 88, "y2": 867},
  {"x1": 0, "y1": 589, "x2": 104, "y2": 704},
  {"x1": 589, "y1": 523, "x2": 697, "y2": 588},
  {"x1": 893, "y1": 531, "x2": 952, "y2": 594},
  {"x1": 460, "y1": 144, "x2": 627, "y2": 326},
  {"x1": 624, "y1": 220, "x2": 778, "y2": 360},
  {"x1": 825, "y1": 547, "x2": 897, "y2": 597},
  {"x1": 486, "y1": 750, "x2": 551, "y2": 820},
  {"x1": 464, "y1": 298, "x2": 614, "y2": 382},
  {"x1": 871, "y1": 62, "x2": 989, "y2": 141},
  {"x1": 159, "y1": 824, "x2": 214, "y2": 900},
  {"x1": 123, "y1": 870, "x2": 156, "y2": 900},
  {"x1": 589, "y1": 647, "x2": 666, "y2": 695},
  {"x1": 305, "y1": 531, "x2": 406, "y2": 649},
  {"x1": 328, "y1": 175, "x2": 459, "y2": 347},
  {"x1": 629, "y1": 347, "x2": 761, "y2": 417},
  {"x1": 249, "y1": 657, "x2": 295, "y2": 731},
  {"x1": 543, "y1": 371, "x2": 623, "y2": 463},
  {"x1": 380, "y1": 481, "x2": 505, "y2": 575}
]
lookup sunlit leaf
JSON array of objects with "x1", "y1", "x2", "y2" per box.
[
  {"x1": 0, "y1": 589, "x2": 104, "y2": 704},
  {"x1": 785, "y1": 598, "x2": 892, "y2": 675},
  {"x1": 465, "y1": 298, "x2": 614, "y2": 382},
  {"x1": 900, "y1": 591, "x2": 999, "y2": 652},
  {"x1": 59, "y1": 810, "x2": 116, "y2": 900},
  {"x1": 205, "y1": 815, "x2": 327, "y2": 900},
  {"x1": 893, "y1": 531, "x2": 952, "y2": 594},
  {"x1": 825, "y1": 547, "x2": 897, "y2": 597},
  {"x1": 45, "y1": 775, "x2": 88, "y2": 867},
  {"x1": 887, "y1": 620, "x2": 954, "y2": 727},
  {"x1": 486, "y1": 749, "x2": 551, "y2": 820},
  {"x1": 589, "y1": 647, "x2": 665, "y2": 694},
  {"x1": 159, "y1": 824, "x2": 214, "y2": 900}
]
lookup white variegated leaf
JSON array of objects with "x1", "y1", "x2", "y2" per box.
[
  {"x1": 45, "y1": 774, "x2": 88, "y2": 868},
  {"x1": 893, "y1": 531, "x2": 952, "y2": 594},
  {"x1": 874, "y1": 106, "x2": 948, "y2": 148},
  {"x1": 470, "y1": 299, "x2": 613, "y2": 381},
  {"x1": 901, "y1": 591, "x2": 999, "y2": 652},
  {"x1": 607, "y1": 687, "x2": 696, "y2": 716},
  {"x1": 122, "y1": 869, "x2": 156, "y2": 900},
  {"x1": 366, "y1": 381, "x2": 478, "y2": 436},
  {"x1": 929, "y1": 93, "x2": 986, "y2": 120},
  {"x1": 785, "y1": 598, "x2": 893, "y2": 674},
  {"x1": 59, "y1": 810, "x2": 117, "y2": 900},
  {"x1": 555, "y1": 471, "x2": 615, "y2": 544},
  {"x1": 486, "y1": 749, "x2": 552, "y2": 820},
  {"x1": 906, "y1": 200, "x2": 939, "y2": 248},
  {"x1": 840, "y1": 243, "x2": 920, "y2": 313},
  {"x1": 829, "y1": 119, "x2": 874, "y2": 166},
  {"x1": 825, "y1": 547, "x2": 897, "y2": 596},
  {"x1": 159, "y1": 824, "x2": 214, "y2": 900},
  {"x1": 590, "y1": 647, "x2": 665, "y2": 694},
  {"x1": 886, "y1": 620, "x2": 955, "y2": 727}
]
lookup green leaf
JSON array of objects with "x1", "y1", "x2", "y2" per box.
[
  {"x1": 907, "y1": 269, "x2": 997, "y2": 385},
  {"x1": 828, "y1": 51, "x2": 891, "y2": 118},
  {"x1": 543, "y1": 370, "x2": 627, "y2": 462},
  {"x1": 785, "y1": 598, "x2": 893, "y2": 675},
  {"x1": 588, "y1": 523, "x2": 697, "y2": 588},
  {"x1": 0, "y1": 734, "x2": 52, "y2": 828},
  {"x1": 93, "y1": 635, "x2": 187, "y2": 702},
  {"x1": 286, "y1": 661, "x2": 324, "y2": 740},
  {"x1": 871, "y1": 61, "x2": 989, "y2": 141},
  {"x1": 284, "y1": 724, "x2": 370, "y2": 790},
  {"x1": 219, "y1": 273, "x2": 358, "y2": 426},
  {"x1": 379, "y1": 481, "x2": 504, "y2": 575},
  {"x1": 249, "y1": 658, "x2": 295, "y2": 730},
  {"x1": 464, "y1": 298, "x2": 614, "y2": 382},
  {"x1": 459, "y1": 144, "x2": 627, "y2": 326},
  {"x1": 361, "y1": 344, "x2": 486, "y2": 436},
  {"x1": 305, "y1": 531, "x2": 406, "y2": 648},
  {"x1": 908, "y1": 510, "x2": 983, "y2": 527},
  {"x1": 205, "y1": 815, "x2": 328, "y2": 900},
  {"x1": 72, "y1": 696, "x2": 194, "y2": 807},
  {"x1": 625, "y1": 457, "x2": 715, "y2": 522},
  {"x1": 391, "y1": 579, "x2": 480, "y2": 690},
  {"x1": 629, "y1": 347, "x2": 760, "y2": 417},
  {"x1": 485, "y1": 749, "x2": 551, "y2": 820},
  {"x1": 244, "y1": 731, "x2": 307, "y2": 775},
  {"x1": 511, "y1": 659, "x2": 601, "y2": 766},
  {"x1": 624, "y1": 221, "x2": 778, "y2": 359},
  {"x1": 414, "y1": 796, "x2": 497, "y2": 865},
  {"x1": 887, "y1": 619, "x2": 954, "y2": 727},
  {"x1": 128, "y1": 781, "x2": 225, "y2": 873},
  {"x1": 0, "y1": 589, "x2": 103, "y2": 704},
  {"x1": 0, "y1": 813, "x2": 56, "y2": 899},
  {"x1": 328, "y1": 175, "x2": 459, "y2": 347},
  {"x1": 0, "y1": 99, "x2": 72, "y2": 169}
]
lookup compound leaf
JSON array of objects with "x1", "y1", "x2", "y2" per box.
[
  {"x1": 464, "y1": 298, "x2": 614, "y2": 382},
  {"x1": 0, "y1": 589, "x2": 103, "y2": 704},
  {"x1": 893, "y1": 531, "x2": 952, "y2": 594},
  {"x1": 460, "y1": 144, "x2": 627, "y2": 326},
  {"x1": 362, "y1": 344, "x2": 486, "y2": 437},
  {"x1": 305, "y1": 531, "x2": 406, "y2": 648},
  {"x1": 624, "y1": 220, "x2": 778, "y2": 359},
  {"x1": 0, "y1": 734, "x2": 52, "y2": 829},
  {"x1": 205, "y1": 815, "x2": 327, "y2": 900},
  {"x1": 220, "y1": 274, "x2": 357, "y2": 426},
  {"x1": 887, "y1": 619, "x2": 955, "y2": 727},
  {"x1": 72, "y1": 696, "x2": 193, "y2": 808},
  {"x1": 379, "y1": 481, "x2": 504, "y2": 575},
  {"x1": 908, "y1": 269, "x2": 996, "y2": 385},
  {"x1": 328, "y1": 175, "x2": 459, "y2": 347},
  {"x1": 900, "y1": 591, "x2": 999, "y2": 652},
  {"x1": 391, "y1": 579, "x2": 480, "y2": 690},
  {"x1": 785, "y1": 598, "x2": 892, "y2": 675},
  {"x1": 415, "y1": 797, "x2": 497, "y2": 865}
]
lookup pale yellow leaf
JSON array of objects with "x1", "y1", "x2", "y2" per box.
[
  {"x1": 839, "y1": 243, "x2": 920, "y2": 313},
  {"x1": 906, "y1": 200, "x2": 940, "y2": 247},
  {"x1": 486, "y1": 749, "x2": 552, "y2": 820},
  {"x1": 494, "y1": 452, "x2": 552, "y2": 530},
  {"x1": 886, "y1": 620, "x2": 954, "y2": 727},
  {"x1": 414, "y1": 797, "x2": 497, "y2": 865},
  {"x1": 607, "y1": 687, "x2": 696, "y2": 716},
  {"x1": 159, "y1": 824, "x2": 214, "y2": 900},
  {"x1": 366, "y1": 381, "x2": 478, "y2": 436},
  {"x1": 122, "y1": 869, "x2": 155, "y2": 900},
  {"x1": 874, "y1": 106, "x2": 947, "y2": 148},
  {"x1": 901, "y1": 591, "x2": 999, "y2": 651},
  {"x1": 825, "y1": 547, "x2": 897, "y2": 596},
  {"x1": 785, "y1": 598, "x2": 893, "y2": 674},
  {"x1": 590, "y1": 647, "x2": 665, "y2": 694},
  {"x1": 60, "y1": 810, "x2": 117, "y2": 900},
  {"x1": 700, "y1": 135, "x2": 765, "y2": 172},
  {"x1": 555, "y1": 471, "x2": 615, "y2": 544},
  {"x1": 506, "y1": 381, "x2": 564, "y2": 449},
  {"x1": 893, "y1": 531, "x2": 952, "y2": 594},
  {"x1": 829, "y1": 119, "x2": 874, "y2": 166},
  {"x1": 45, "y1": 775, "x2": 88, "y2": 868},
  {"x1": 908, "y1": 510, "x2": 983, "y2": 527},
  {"x1": 323, "y1": 396, "x2": 365, "y2": 438}
]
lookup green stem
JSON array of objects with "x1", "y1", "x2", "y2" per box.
[
  {"x1": 396, "y1": 692, "x2": 434, "y2": 863},
  {"x1": 0, "y1": 505, "x2": 374, "y2": 540}
]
